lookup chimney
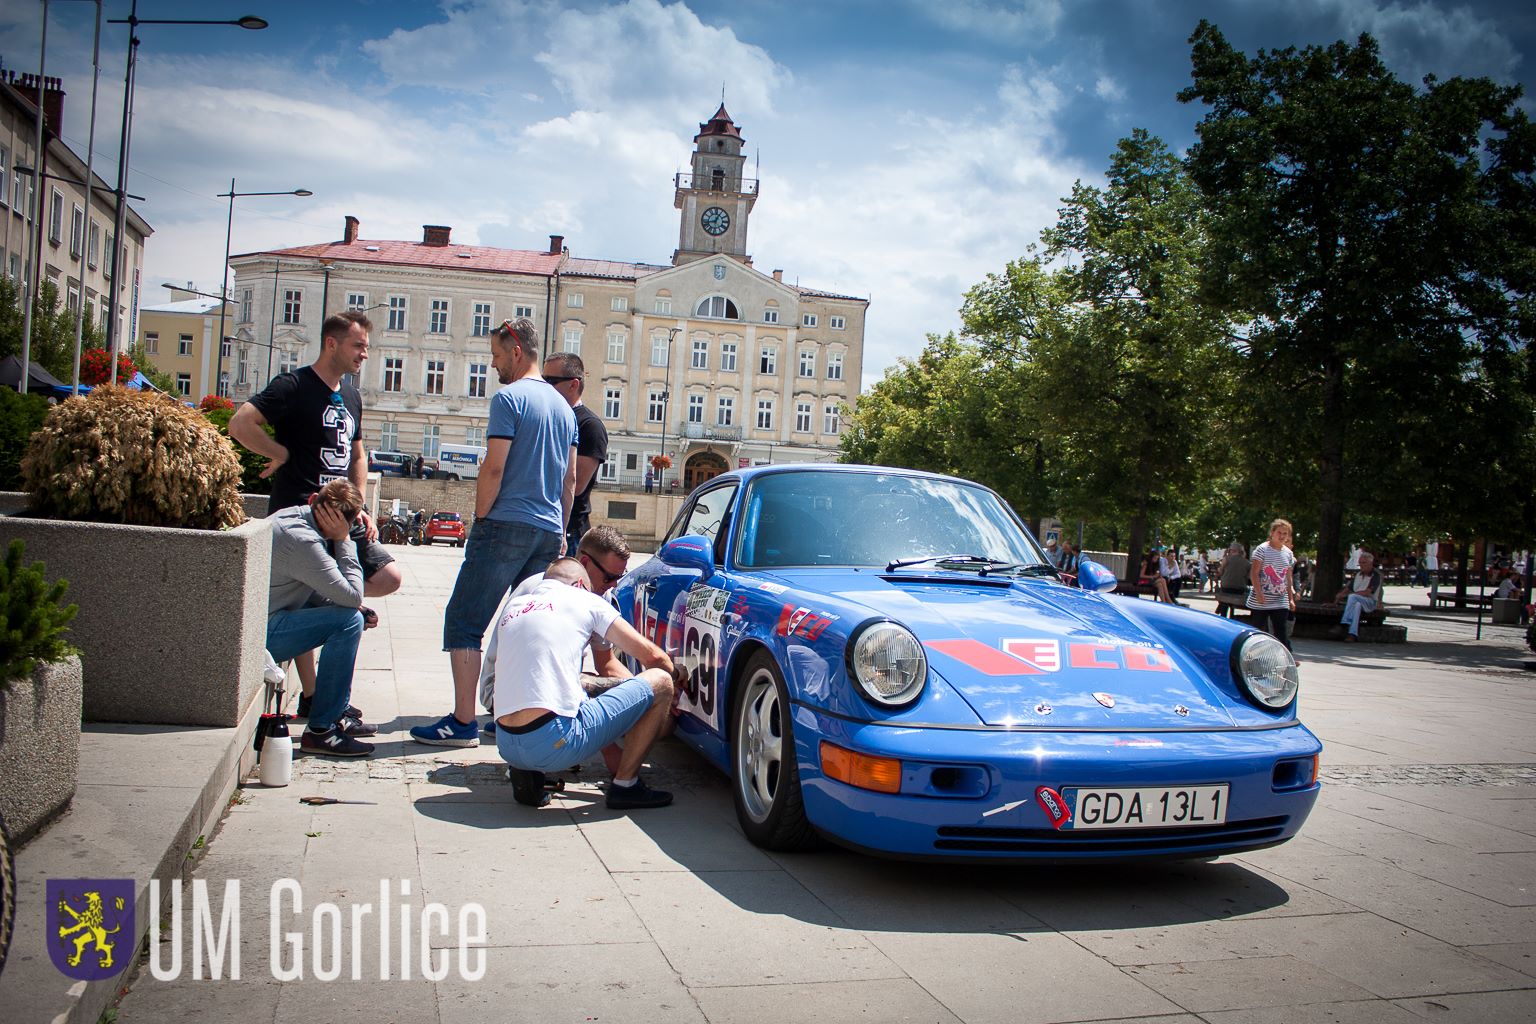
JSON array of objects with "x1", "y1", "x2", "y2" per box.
[
  {"x1": 548, "y1": 234, "x2": 564, "y2": 256},
  {"x1": 422, "y1": 224, "x2": 452, "y2": 247},
  {"x1": 343, "y1": 216, "x2": 360, "y2": 245},
  {"x1": 5, "y1": 71, "x2": 65, "y2": 134},
  {"x1": 772, "y1": 269, "x2": 783, "y2": 282}
]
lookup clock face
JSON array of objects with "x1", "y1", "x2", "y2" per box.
[{"x1": 701, "y1": 206, "x2": 730, "y2": 236}]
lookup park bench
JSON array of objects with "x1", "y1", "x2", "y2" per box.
[
  {"x1": 1427, "y1": 591, "x2": 1495, "y2": 610},
  {"x1": 1215, "y1": 590, "x2": 1403, "y2": 642}
]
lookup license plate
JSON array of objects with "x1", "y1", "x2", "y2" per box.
[{"x1": 1065, "y1": 784, "x2": 1228, "y2": 830}]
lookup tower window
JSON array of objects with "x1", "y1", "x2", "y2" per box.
[
  {"x1": 695, "y1": 295, "x2": 739, "y2": 320},
  {"x1": 712, "y1": 167, "x2": 725, "y2": 190}
]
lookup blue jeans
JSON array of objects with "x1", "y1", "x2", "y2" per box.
[
  {"x1": 1341, "y1": 594, "x2": 1377, "y2": 635},
  {"x1": 495, "y1": 678, "x2": 655, "y2": 773},
  {"x1": 267, "y1": 605, "x2": 363, "y2": 731},
  {"x1": 442, "y1": 518, "x2": 562, "y2": 651}
]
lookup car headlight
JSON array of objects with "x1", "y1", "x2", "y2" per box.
[
  {"x1": 1232, "y1": 632, "x2": 1299, "y2": 709},
  {"x1": 846, "y1": 620, "x2": 927, "y2": 707}
]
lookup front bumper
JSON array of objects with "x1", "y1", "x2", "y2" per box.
[{"x1": 794, "y1": 704, "x2": 1323, "y2": 861}]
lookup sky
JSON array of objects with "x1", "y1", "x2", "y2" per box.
[{"x1": 2, "y1": 0, "x2": 1532, "y2": 387}]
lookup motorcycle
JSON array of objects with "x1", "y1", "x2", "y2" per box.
[{"x1": 379, "y1": 514, "x2": 408, "y2": 546}]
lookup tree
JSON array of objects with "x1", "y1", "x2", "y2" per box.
[
  {"x1": 0, "y1": 278, "x2": 105, "y2": 384},
  {"x1": 1179, "y1": 21, "x2": 1536, "y2": 595}
]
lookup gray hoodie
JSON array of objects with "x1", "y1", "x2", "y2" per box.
[{"x1": 268, "y1": 505, "x2": 364, "y2": 615}]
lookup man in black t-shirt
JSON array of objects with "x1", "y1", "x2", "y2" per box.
[
  {"x1": 231, "y1": 311, "x2": 401, "y2": 731},
  {"x1": 542, "y1": 352, "x2": 608, "y2": 556}
]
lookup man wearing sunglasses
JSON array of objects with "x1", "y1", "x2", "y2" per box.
[
  {"x1": 413, "y1": 317, "x2": 579, "y2": 747},
  {"x1": 541, "y1": 353, "x2": 608, "y2": 557}
]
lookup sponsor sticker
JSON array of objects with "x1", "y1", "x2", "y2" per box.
[
  {"x1": 775, "y1": 604, "x2": 836, "y2": 641},
  {"x1": 1035, "y1": 786, "x2": 1071, "y2": 830},
  {"x1": 1093, "y1": 692, "x2": 1116, "y2": 708}
]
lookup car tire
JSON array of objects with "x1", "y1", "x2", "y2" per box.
[{"x1": 731, "y1": 650, "x2": 819, "y2": 851}]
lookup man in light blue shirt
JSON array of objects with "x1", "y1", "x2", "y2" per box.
[{"x1": 412, "y1": 317, "x2": 578, "y2": 747}]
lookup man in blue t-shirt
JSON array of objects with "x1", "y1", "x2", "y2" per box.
[{"x1": 411, "y1": 318, "x2": 578, "y2": 747}]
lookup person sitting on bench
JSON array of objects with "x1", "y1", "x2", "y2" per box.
[{"x1": 1331, "y1": 551, "x2": 1384, "y2": 642}]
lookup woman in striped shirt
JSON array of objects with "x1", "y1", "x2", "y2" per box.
[{"x1": 1247, "y1": 518, "x2": 1297, "y2": 650}]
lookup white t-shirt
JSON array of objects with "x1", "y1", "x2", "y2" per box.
[
  {"x1": 1247, "y1": 541, "x2": 1296, "y2": 610},
  {"x1": 492, "y1": 579, "x2": 620, "y2": 718},
  {"x1": 478, "y1": 572, "x2": 614, "y2": 712}
]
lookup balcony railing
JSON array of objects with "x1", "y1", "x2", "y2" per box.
[
  {"x1": 682, "y1": 423, "x2": 743, "y2": 441},
  {"x1": 675, "y1": 172, "x2": 759, "y2": 195}
]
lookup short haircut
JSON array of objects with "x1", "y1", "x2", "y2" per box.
[
  {"x1": 1269, "y1": 518, "x2": 1293, "y2": 535},
  {"x1": 543, "y1": 351, "x2": 584, "y2": 378},
  {"x1": 545, "y1": 557, "x2": 586, "y2": 584},
  {"x1": 492, "y1": 317, "x2": 539, "y2": 356},
  {"x1": 579, "y1": 524, "x2": 631, "y2": 562},
  {"x1": 314, "y1": 479, "x2": 364, "y2": 520},
  {"x1": 322, "y1": 310, "x2": 371, "y2": 348}
]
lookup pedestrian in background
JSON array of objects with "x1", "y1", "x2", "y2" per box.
[
  {"x1": 542, "y1": 352, "x2": 607, "y2": 557},
  {"x1": 1248, "y1": 519, "x2": 1297, "y2": 649},
  {"x1": 1215, "y1": 541, "x2": 1250, "y2": 618}
]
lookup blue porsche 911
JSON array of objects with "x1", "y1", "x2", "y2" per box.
[{"x1": 614, "y1": 464, "x2": 1321, "y2": 861}]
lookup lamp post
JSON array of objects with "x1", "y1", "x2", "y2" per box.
[
  {"x1": 216, "y1": 179, "x2": 312, "y2": 398},
  {"x1": 103, "y1": 3, "x2": 269, "y2": 384},
  {"x1": 656, "y1": 326, "x2": 681, "y2": 489}
]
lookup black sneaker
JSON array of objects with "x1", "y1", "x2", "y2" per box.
[
  {"x1": 338, "y1": 714, "x2": 378, "y2": 737},
  {"x1": 606, "y1": 776, "x2": 673, "y2": 810},
  {"x1": 296, "y1": 694, "x2": 362, "y2": 720},
  {"x1": 300, "y1": 728, "x2": 374, "y2": 758},
  {"x1": 509, "y1": 768, "x2": 551, "y2": 807}
]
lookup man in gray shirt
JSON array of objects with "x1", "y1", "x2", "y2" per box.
[{"x1": 267, "y1": 480, "x2": 373, "y2": 757}]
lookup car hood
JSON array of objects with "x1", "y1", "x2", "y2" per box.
[{"x1": 772, "y1": 569, "x2": 1237, "y2": 730}]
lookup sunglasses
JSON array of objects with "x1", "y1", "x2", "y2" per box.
[
  {"x1": 580, "y1": 552, "x2": 625, "y2": 584},
  {"x1": 543, "y1": 374, "x2": 581, "y2": 386},
  {"x1": 329, "y1": 390, "x2": 345, "y2": 406}
]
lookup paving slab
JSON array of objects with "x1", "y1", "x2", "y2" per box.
[
  {"x1": 1123, "y1": 955, "x2": 1374, "y2": 1012},
  {"x1": 691, "y1": 977, "x2": 965, "y2": 1024}
]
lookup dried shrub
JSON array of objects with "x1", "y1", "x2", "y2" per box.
[{"x1": 20, "y1": 386, "x2": 246, "y2": 529}]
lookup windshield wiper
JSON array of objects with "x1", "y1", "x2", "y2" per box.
[
  {"x1": 979, "y1": 563, "x2": 1060, "y2": 578},
  {"x1": 885, "y1": 553, "x2": 1008, "y2": 572}
]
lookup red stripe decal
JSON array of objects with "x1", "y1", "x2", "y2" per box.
[{"x1": 925, "y1": 639, "x2": 1034, "y2": 676}]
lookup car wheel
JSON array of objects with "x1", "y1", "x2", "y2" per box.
[{"x1": 731, "y1": 650, "x2": 819, "y2": 851}]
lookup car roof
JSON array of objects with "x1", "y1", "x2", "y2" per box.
[{"x1": 698, "y1": 461, "x2": 981, "y2": 489}]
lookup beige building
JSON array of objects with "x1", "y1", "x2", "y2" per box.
[
  {"x1": 137, "y1": 288, "x2": 233, "y2": 399},
  {"x1": 229, "y1": 104, "x2": 864, "y2": 490},
  {"x1": 0, "y1": 72, "x2": 151, "y2": 345}
]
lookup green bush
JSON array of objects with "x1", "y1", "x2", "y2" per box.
[
  {"x1": 0, "y1": 388, "x2": 49, "y2": 492},
  {"x1": 21, "y1": 385, "x2": 245, "y2": 529},
  {"x1": 0, "y1": 540, "x2": 76, "y2": 691},
  {"x1": 203, "y1": 406, "x2": 273, "y2": 495}
]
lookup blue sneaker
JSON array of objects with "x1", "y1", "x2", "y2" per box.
[
  {"x1": 483, "y1": 718, "x2": 496, "y2": 735},
  {"x1": 409, "y1": 713, "x2": 480, "y2": 747}
]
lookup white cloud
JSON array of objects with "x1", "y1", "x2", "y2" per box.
[
  {"x1": 1306, "y1": 0, "x2": 1520, "y2": 81},
  {"x1": 1094, "y1": 75, "x2": 1126, "y2": 102},
  {"x1": 912, "y1": 0, "x2": 1065, "y2": 40}
]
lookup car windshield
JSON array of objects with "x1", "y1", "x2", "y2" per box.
[
  {"x1": 432, "y1": 513, "x2": 460, "y2": 521},
  {"x1": 735, "y1": 470, "x2": 1047, "y2": 570}
]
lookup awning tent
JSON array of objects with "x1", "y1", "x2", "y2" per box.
[{"x1": 0, "y1": 355, "x2": 67, "y2": 393}]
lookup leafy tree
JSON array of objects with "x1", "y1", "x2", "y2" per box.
[
  {"x1": 0, "y1": 386, "x2": 49, "y2": 490},
  {"x1": 0, "y1": 278, "x2": 105, "y2": 385},
  {"x1": 1179, "y1": 21, "x2": 1536, "y2": 596},
  {"x1": 203, "y1": 405, "x2": 274, "y2": 495}
]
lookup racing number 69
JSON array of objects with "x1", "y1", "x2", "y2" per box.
[{"x1": 683, "y1": 625, "x2": 716, "y2": 716}]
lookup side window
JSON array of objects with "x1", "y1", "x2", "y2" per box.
[{"x1": 672, "y1": 484, "x2": 739, "y2": 557}]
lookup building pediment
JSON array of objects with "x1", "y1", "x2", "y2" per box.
[{"x1": 636, "y1": 258, "x2": 798, "y2": 305}]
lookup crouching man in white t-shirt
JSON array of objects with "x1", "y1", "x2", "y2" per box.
[{"x1": 492, "y1": 557, "x2": 682, "y2": 810}]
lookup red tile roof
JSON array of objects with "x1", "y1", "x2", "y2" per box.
[
  {"x1": 241, "y1": 239, "x2": 564, "y2": 277},
  {"x1": 696, "y1": 103, "x2": 742, "y2": 140}
]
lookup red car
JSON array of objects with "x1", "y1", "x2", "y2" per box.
[{"x1": 423, "y1": 511, "x2": 466, "y2": 547}]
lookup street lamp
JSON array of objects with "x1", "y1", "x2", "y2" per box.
[
  {"x1": 216, "y1": 179, "x2": 312, "y2": 399},
  {"x1": 103, "y1": 3, "x2": 269, "y2": 384},
  {"x1": 656, "y1": 327, "x2": 681, "y2": 490}
]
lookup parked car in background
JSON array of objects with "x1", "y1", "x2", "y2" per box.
[
  {"x1": 436, "y1": 444, "x2": 487, "y2": 481},
  {"x1": 423, "y1": 511, "x2": 466, "y2": 547},
  {"x1": 369, "y1": 450, "x2": 415, "y2": 476}
]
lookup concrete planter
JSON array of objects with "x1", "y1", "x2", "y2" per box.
[
  {"x1": 0, "y1": 655, "x2": 82, "y2": 845},
  {"x1": 0, "y1": 501, "x2": 273, "y2": 726}
]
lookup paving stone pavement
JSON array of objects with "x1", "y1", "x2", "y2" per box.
[{"x1": 112, "y1": 544, "x2": 1536, "y2": 1024}]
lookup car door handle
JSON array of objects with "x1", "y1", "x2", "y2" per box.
[{"x1": 643, "y1": 582, "x2": 659, "y2": 596}]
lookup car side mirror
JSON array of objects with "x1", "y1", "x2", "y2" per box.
[
  {"x1": 1077, "y1": 558, "x2": 1119, "y2": 593},
  {"x1": 659, "y1": 534, "x2": 715, "y2": 577}
]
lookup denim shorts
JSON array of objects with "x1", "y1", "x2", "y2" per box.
[
  {"x1": 442, "y1": 518, "x2": 563, "y2": 650},
  {"x1": 495, "y1": 678, "x2": 655, "y2": 773}
]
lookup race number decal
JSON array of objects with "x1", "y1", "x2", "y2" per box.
[{"x1": 677, "y1": 586, "x2": 728, "y2": 730}]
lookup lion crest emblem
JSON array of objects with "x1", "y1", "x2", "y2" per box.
[{"x1": 47, "y1": 879, "x2": 135, "y2": 980}]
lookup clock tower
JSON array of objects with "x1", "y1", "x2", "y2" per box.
[{"x1": 673, "y1": 103, "x2": 758, "y2": 266}]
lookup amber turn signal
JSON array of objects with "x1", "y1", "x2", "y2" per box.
[{"x1": 819, "y1": 741, "x2": 902, "y2": 794}]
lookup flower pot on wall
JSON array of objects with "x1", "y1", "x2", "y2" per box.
[
  {"x1": 0, "y1": 506, "x2": 272, "y2": 727},
  {"x1": 0, "y1": 655, "x2": 82, "y2": 845}
]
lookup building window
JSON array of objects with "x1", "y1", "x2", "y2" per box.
[
  {"x1": 66, "y1": 286, "x2": 79, "y2": 313},
  {"x1": 279, "y1": 351, "x2": 298, "y2": 376},
  {"x1": 647, "y1": 390, "x2": 665, "y2": 423},
  {"x1": 716, "y1": 396, "x2": 735, "y2": 427},
  {"x1": 650, "y1": 334, "x2": 669, "y2": 367},
  {"x1": 48, "y1": 189, "x2": 63, "y2": 243},
  {"x1": 429, "y1": 298, "x2": 449, "y2": 334},
  {"x1": 282, "y1": 289, "x2": 302, "y2": 324},
  {"x1": 759, "y1": 346, "x2": 776, "y2": 375},
  {"x1": 653, "y1": 297, "x2": 672, "y2": 315},
  {"x1": 604, "y1": 387, "x2": 622, "y2": 420},
  {"x1": 606, "y1": 331, "x2": 625, "y2": 363},
  {"x1": 103, "y1": 232, "x2": 114, "y2": 276},
  {"x1": 175, "y1": 373, "x2": 192, "y2": 396},
  {"x1": 88, "y1": 221, "x2": 100, "y2": 268},
  {"x1": 763, "y1": 309, "x2": 779, "y2": 324},
  {"x1": 691, "y1": 338, "x2": 709, "y2": 369},
  {"x1": 178, "y1": 334, "x2": 193, "y2": 356},
  {"x1": 611, "y1": 296, "x2": 628, "y2": 312},
  {"x1": 241, "y1": 289, "x2": 254, "y2": 322},
  {"x1": 625, "y1": 452, "x2": 639, "y2": 471},
  {"x1": 466, "y1": 424, "x2": 486, "y2": 446},
  {"x1": 382, "y1": 356, "x2": 403, "y2": 393},
  {"x1": 380, "y1": 421, "x2": 398, "y2": 450},
  {"x1": 720, "y1": 342, "x2": 737, "y2": 372},
  {"x1": 422, "y1": 424, "x2": 441, "y2": 459},
  {"x1": 144, "y1": 332, "x2": 159, "y2": 355},
  {"x1": 472, "y1": 302, "x2": 492, "y2": 336},
  {"x1": 756, "y1": 399, "x2": 774, "y2": 430},
  {"x1": 388, "y1": 295, "x2": 407, "y2": 331},
  {"x1": 0, "y1": 145, "x2": 7, "y2": 208},
  {"x1": 830, "y1": 315, "x2": 846, "y2": 329},
  {"x1": 70, "y1": 205, "x2": 84, "y2": 256},
  {"x1": 824, "y1": 404, "x2": 841, "y2": 434},
  {"x1": 346, "y1": 292, "x2": 367, "y2": 311},
  {"x1": 799, "y1": 348, "x2": 815, "y2": 377},
  {"x1": 217, "y1": 372, "x2": 230, "y2": 398},
  {"x1": 685, "y1": 393, "x2": 703, "y2": 424},
  {"x1": 514, "y1": 304, "x2": 535, "y2": 319},
  {"x1": 467, "y1": 362, "x2": 488, "y2": 399},
  {"x1": 802, "y1": 313, "x2": 818, "y2": 328},
  {"x1": 599, "y1": 453, "x2": 617, "y2": 481},
  {"x1": 567, "y1": 292, "x2": 584, "y2": 308},
  {"x1": 795, "y1": 402, "x2": 812, "y2": 433},
  {"x1": 424, "y1": 357, "x2": 446, "y2": 395},
  {"x1": 563, "y1": 327, "x2": 582, "y2": 354},
  {"x1": 827, "y1": 352, "x2": 844, "y2": 380},
  {"x1": 694, "y1": 295, "x2": 739, "y2": 319}
]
